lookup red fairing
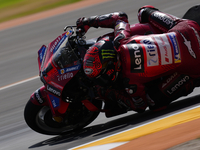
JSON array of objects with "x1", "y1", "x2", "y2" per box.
[{"x1": 30, "y1": 86, "x2": 48, "y2": 106}]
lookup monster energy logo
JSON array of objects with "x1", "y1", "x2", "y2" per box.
[{"x1": 101, "y1": 49, "x2": 115, "y2": 59}]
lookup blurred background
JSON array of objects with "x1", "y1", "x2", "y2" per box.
[{"x1": 0, "y1": 0, "x2": 200, "y2": 150}]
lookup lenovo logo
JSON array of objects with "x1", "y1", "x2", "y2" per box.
[
  {"x1": 47, "y1": 85, "x2": 61, "y2": 97},
  {"x1": 35, "y1": 89, "x2": 44, "y2": 104},
  {"x1": 166, "y1": 75, "x2": 190, "y2": 95},
  {"x1": 128, "y1": 44, "x2": 144, "y2": 73}
]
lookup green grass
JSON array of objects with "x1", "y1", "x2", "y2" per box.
[
  {"x1": 0, "y1": 0, "x2": 82, "y2": 23},
  {"x1": 0, "y1": 0, "x2": 25, "y2": 9}
]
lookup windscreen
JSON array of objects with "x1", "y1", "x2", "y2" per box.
[{"x1": 52, "y1": 41, "x2": 79, "y2": 69}]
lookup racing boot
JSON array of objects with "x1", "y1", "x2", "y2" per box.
[
  {"x1": 120, "y1": 95, "x2": 147, "y2": 113},
  {"x1": 96, "y1": 87, "x2": 130, "y2": 117},
  {"x1": 106, "y1": 88, "x2": 148, "y2": 113}
]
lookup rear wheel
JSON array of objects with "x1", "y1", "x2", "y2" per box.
[{"x1": 24, "y1": 100, "x2": 102, "y2": 135}]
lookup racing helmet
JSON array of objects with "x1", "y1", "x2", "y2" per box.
[{"x1": 83, "y1": 37, "x2": 120, "y2": 87}]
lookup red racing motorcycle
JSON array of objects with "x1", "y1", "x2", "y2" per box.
[{"x1": 24, "y1": 6, "x2": 199, "y2": 135}]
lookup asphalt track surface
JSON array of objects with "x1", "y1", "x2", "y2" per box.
[{"x1": 0, "y1": 0, "x2": 200, "y2": 150}]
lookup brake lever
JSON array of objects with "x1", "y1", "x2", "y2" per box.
[
  {"x1": 64, "y1": 25, "x2": 76, "y2": 32},
  {"x1": 64, "y1": 25, "x2": 86, "y2": 46}
]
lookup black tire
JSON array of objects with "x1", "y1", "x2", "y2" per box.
[{"x1": 24, "y1": 100, "x2": 102, "y2": 135}]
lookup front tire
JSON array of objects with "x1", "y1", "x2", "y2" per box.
[{"x1": 24, "y1": 100, "x2": 102, "y2": 135}]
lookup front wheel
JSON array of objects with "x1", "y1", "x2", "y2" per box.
[{"x1": 24, "y1": 100, "x2": 102, "y2": 135}]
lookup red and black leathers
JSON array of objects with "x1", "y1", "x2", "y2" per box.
[
  {"x1": 134, "y1": 6, "x2": 200, "y2": 110},
  {"x1": 76, "y1": 12, "x2": 128, "y2": 32},
  {"x1": 124, "y1": 6, "x2": 200, "y2": 110},
  {"x1": 77, "y1": 12, "x2": 147, "y2": 112},
  {"x1": 76, "y1": 6, "x2": 200, "y2": 112}
]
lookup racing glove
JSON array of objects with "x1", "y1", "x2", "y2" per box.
[
  {"x1": 76, "y1": 17, "x2": 90, "y2": 36},
  {"x1": 138, "y1": 5, "x2": 159, "y2": 23}
]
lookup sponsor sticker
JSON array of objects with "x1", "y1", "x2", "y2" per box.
[
  {"x1": 57, "y1": 73, "x2": 73, "y2": 81},
  {"x1": 58, "y1": 64, "x2": 81, "y2": 74},
  {"x1": 38, "y1": 45, "x2": 47, "y2": 64},
  {"x1": 154, "y1": 35, "x2": 173, "y2": 65},
  {"x1": 168, "y1": 32, "x2": 181, "y2": 63},
  {"x1": 50, "y1": 36, "x2": 61, "y2": 53},
  {"x1": 141, "y1": 37, "x2": 159, "y2": 67},
  {"x1": 152, "y1": 12, "x2": 175, "y2": 29},
  {"x1": 101, "y1": 49, "x2": 116, "y2": 59},
  {"x1": 53, "y1": 34, "x2": 67, "y2": 54},
  {"x1": 47, "y1": 84, "x2": 61, "y2": 97},
  {"x1": 34, "y1": 89, "x2": 44, "y2": 104},
  {"x1": 161, "y1": 72, "x2": 178, "y2": 88},
  {"x1": 128, "y1": 44, "x2": 144, "y2": 73},
  {"x1": 50, "y1": 30, "x2": 73, "y2": 54},
  {"x1": 164, "y1": 75, "x2": 190, "y2": 96},
  {"x1": 49, "y1": 94, "x2": 60, "y2": 108}
]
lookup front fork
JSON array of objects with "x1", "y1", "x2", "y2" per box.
[
  {"x1": 29, "y1": 85, "x2": 69, "y2": 122},
  {"x1": 29, "y1": 85, "x2": 100, "y2": 122}
]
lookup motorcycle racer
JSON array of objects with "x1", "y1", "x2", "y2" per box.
[{"x1": 76, "y1": 5, "x2": 200, "y2": 112}]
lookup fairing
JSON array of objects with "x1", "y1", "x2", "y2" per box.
[{"x1": 36, "y1": 30, "x2": 82, "y2": 116}]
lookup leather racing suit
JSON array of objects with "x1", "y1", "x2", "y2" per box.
[{"x1": 76, "y1": 6, "x2": 200, "y2": 112}]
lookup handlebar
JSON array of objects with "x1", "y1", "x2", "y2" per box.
[
  {"x1": 63, "y1": 25, "x2": 82, "y2": 37},
  {"x1": 64, "y1": 25, "x2": 76, "y2": 32},
  {"x1": 64, "y1": 25, "x2": 86, "y2": 46}
]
